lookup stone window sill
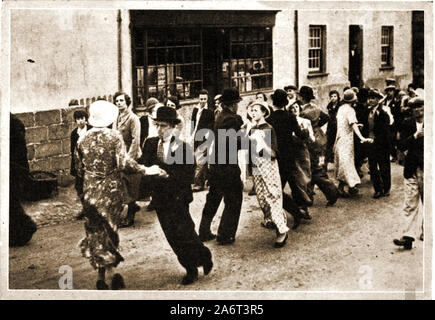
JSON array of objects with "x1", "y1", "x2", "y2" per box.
[
  {"x1": 307, "y1": 72, "x2": 329, "y2": 79},
  {"x1": 379, "y1": 66, "x2": 395, "y2": 71}
]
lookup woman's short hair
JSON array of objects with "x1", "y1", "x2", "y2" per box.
[
  {"x1": 165, "y1": 96, "x2": 181, "y2": 110},
  {"x1": 199, "y1": 89, "x2": 209, "y2": 96},
  {"x1": 73, "y1": 109, "x2": 88, "y2": 120},
  {"x1": 113, "y1": 91, "x2": 131, "y2": 107},
  {"x1": 256, "y1": 91, "x2": 268, "y2": 102},
  {"x1": 329, "y1": 90, "x2": 340, "y2": 99}
]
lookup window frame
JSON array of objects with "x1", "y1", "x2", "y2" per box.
[
  {"x1": 381, "y1": 26, "x2": 394, "y2": 67},
  {"x1": 132, "y1": 26, "x2": 274, "y2": 107},
  {"x1": 308, "y1": 25, "x2": 327, "y2": 75},
  {"x1": 227, "y1": 27, "x2": 273, "y2": 93}
]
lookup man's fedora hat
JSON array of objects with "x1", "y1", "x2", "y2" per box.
[
  {"x1": 88, "y1": 100, "x2": 119, "y2": 128},
  {"x1": 284, "y1": 85, "x2": 298, "y2": 91},
  {"x1": 152, "y1": 106, "x2": 181, "y2": 125},
  {"x1": 298, "y1": 85, "x2": 315, "y2": 101},
  {"x1": 385, "y1": 84, "x2": 396, "y2": 92},
  {"x1": 136, "y1": 97, "x2": 159, "y2": 112},
  {"x1": 271, "y1": 89, "x2": 289, "y2": 107},
  {"x1": 221, "y1": 88, "x2": 242, "y2": 105},
  {"x1": 385, "y1": 78, "x2": 396, "y2": 86},
  {"x1": 343, "y1": 89, "x2": 358, "y2": 103}
]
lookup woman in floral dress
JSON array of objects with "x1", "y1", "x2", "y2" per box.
[
  {"x1": 75, "y1": 100, "x2": 148, "y2": 290},
  {"x1": 334, "y1": 89, "x2": 371, "y2": 196}
]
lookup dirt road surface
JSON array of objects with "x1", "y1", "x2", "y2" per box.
[{"x1": 8, "y1": 163, "x2": 428, "y2": 298}]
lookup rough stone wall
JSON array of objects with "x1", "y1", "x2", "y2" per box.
[{"x1": 13, "y1": 106, "x2": 86, "y2": 187}]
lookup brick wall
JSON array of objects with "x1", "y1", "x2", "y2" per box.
[{"x1": 14, "y1": 106, "x2": 85, "y2": 187}]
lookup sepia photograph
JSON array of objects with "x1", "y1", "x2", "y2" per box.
[{"x1": 0, "y1": 0, "x2": 432, "y2": 300}]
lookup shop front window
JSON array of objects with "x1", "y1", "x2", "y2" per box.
[
  {"x1": 227, "y1": 27, "x2": 273, "y2": 93},
  {"x1": 132, "y1": 26, "x2": 273, "y2": 107}
]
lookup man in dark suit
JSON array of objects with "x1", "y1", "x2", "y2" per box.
[
  {"x1": 135, "y1": 97, "x2": 159, "y2": 206},
  {"x1": 382, "y1": 81, "x2": 400, "y2": 162},
  {"x1": 138, "y1": 106, "x2": 213, "y2": 285},
  {"x1": 393, "y1": 97, "x2": 424, "y2": 250},
  {"x1": 365, "y1": 89, "x2": 392, "y2": 198},
  {"x1": 70, "y1": 109, "x2": 91, "y2": 220},
  {"x1": 267, "y1": 89, "x2": 308, "y2": 229},
  {"x1": 198, "y1": 88, "x2": 245, "y2": 245},
  {"x1": 190, "y1": 89, "x2": 215, "y2": 192}
]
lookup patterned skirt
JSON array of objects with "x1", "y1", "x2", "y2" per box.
[
  {"x1": 79, "y1": 175, "x2": 127, "y2": 270},
  {"x1": 252, "y1": 157, "x2": 289, "y2": 234}
]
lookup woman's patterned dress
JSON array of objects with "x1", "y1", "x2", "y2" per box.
[{"x1": 75, "y1": 127, "x2": 143, "y2": 269}]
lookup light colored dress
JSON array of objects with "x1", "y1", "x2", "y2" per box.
[
  {"x1": 250, "y1": 123, "x2": 289, "y2": 234},
  {"x1": 333, "y1": 103, "x2": 361, "y2": 187},
  {"x1": 75, "y1": 127, "x2": 143, "y2": 269}
]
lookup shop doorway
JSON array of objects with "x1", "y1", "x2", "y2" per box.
[{"x1": 349, "y1": 25, "x2": 363, "y2": 88}]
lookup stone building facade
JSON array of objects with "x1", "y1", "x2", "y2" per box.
[{"x1": 6, "y1": 2, "x2": 423, "y2": 185}]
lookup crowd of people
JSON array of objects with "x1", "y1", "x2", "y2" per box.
[{"x1": 9, "y1": 77, "x2": 425, "y2": 290}]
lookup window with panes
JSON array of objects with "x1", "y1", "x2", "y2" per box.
[
  {"x1": 308, "y1": 25, "x2": 326, "y2": 73},
  {"x1": 132, "y1": 27, "x2": 273, "y2": 107},
  {"x1": 381, "y1": 26, "x2": 394, "y2": 67}
]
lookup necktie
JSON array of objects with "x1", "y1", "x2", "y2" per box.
[{"x1": 157, "y1": 138, "x2": 165, "y2": 162}]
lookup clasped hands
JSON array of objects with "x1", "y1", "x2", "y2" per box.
[{"x1": 139, "y1": 164, "x2": 169, "y2": 179}]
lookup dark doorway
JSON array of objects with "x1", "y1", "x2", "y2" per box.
[
  {"x1": 349, "y1": 25, "x2": 363, "y2": 88},
  {"x1": 412, "y1": 11, "x2": 424, "y2": 88},
  {"x1": 202, "y1": 28, "x2": 227, "y2": 107}
]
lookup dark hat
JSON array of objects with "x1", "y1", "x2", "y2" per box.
[
  {"x1": 408, "y1": 97, "x2": 424, "y2": 108},
  {"x1": 284, "y1": 85, "x2": 298, "y2": 91},
  {"x1": 271, "y1": 89, "x2": 289, "y2": 107},
  {"x1": 385, "y1": 78, "x2": 396, "y2": 86},
  {"x1": 221, "y1": 88, "x2": 242, "y2": 105},
  {"x1": 368, "y1": 89, "x2": 383, "y2": 100},
  {"x1": 343, "y1": 89, "x2": 358, "y2": 103},
  {"x1": 152, "y1": 106, "x2": 181, "y2": 124},
  {"x1": 385, "y1": 84, "x2": 396, "y2": 92},
  {"x1": 298, "y1": 86, "x2": 315, "y2": 101}
]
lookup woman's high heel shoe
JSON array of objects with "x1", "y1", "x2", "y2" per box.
[{"x1": 274, "y1": 232, "x2": 288, "y2": 248}]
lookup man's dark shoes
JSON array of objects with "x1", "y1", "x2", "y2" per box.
[
  {"x1": 393, "y1": 236, "x2": 414, "y2": 250},
  {"x1": 382, "y1": 190, "x2": 390, "y2": 197},
  {"x1": 96, "y1": 280, "x2": 109, "y2": 290},
  {"x1": 199, "y1": 232, "x2": 216, "y2": 242},
  {"x1": 292, "y1": 214, "x2": 301, "y2": 230},
  {"x1": 119, "y1": 203, "x2": 140, "y2": 228},
  {"x1": 216, "y1": 236, "x2": 235, "y2": 246},
  {"x1": 248, "y1": 187, "x2": 256, "y2": 196},
  {"x1": 181, "y1": 268, "x2": 198, "y2": 285},
  {"x1": 202, "y1": 259, "x2": 213, "y2": 275},
  {"x1": 111, "y1": 273, "x2": 126, "y2": 290},
  {"x1": 326, "y1": 196, "x2": 338, "y2": 207},
  {"x1": 373, "y1": 192, "x2": 382, "y2": 199}
]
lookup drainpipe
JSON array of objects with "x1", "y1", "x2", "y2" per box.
[
  {"x1": 117, "y1": 10, "x2": 122, "y2": 91},
  {"x1": 294, "y1": 10, "x2": 299, "y2": 89}
]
